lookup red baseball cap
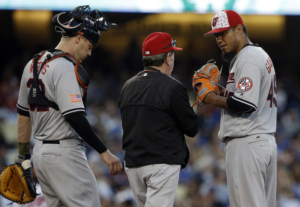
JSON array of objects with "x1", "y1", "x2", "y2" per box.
[
  {"x1": 203, "y1": 10, "x2": 244, "y2": 37},
  {"x1": 142, "y1": 32, "x2": 183, "y2": 56}
]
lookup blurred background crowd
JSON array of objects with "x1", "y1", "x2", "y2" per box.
[{"x1": 1, "y1": 8, "x2": 300, "y2": 207}]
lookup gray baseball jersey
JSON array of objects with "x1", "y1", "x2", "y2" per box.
[
  {"x1": 17, "y1": 51, "x2": 85, "y2": 140},
  {"x1": 219, "y1": 45, "x2": 277, "y2": 141},
  {"x1": 18, "y1": 51, "x2": 102, "y2": 206}
]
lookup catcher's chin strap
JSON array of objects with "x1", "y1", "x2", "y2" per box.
[{"x1": 28, "y1": 50, "x2": 89, "y2": 111}]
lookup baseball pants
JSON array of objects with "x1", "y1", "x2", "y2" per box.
[
  {"x1": 32, "y1": 139, "x2": 101, "y2": 207},
  {"x1": 225, "y1": 134, "x2": 277, "y2": 207},
  {"x1": 125, "y1": 164, "x2": 181, "y2": 207}
]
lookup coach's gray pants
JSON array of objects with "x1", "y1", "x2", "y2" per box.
[
  {"x1": 32, "y1": 139, "x2": 101, "y2": 207},
  {"x1": 125, "y1": 164, "x2": 181, "y2": 207},
  {"x1": 225, "y1": 134, "x2": 277, "y2": 207}
]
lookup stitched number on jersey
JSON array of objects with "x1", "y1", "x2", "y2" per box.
[
  {"x1": 27, "y1": 79, "x2": 49, "y2": 112},
  {"x1": 224, "y1": 90, "x2": 234, "y2": 98},
  {"x1": 267, "y1": 74, "x2": 277, "y2": 108}
]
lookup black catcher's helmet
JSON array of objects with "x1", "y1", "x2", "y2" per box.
[{"x1": 52, "y1": 5, "x2": 117, "y2": 46}]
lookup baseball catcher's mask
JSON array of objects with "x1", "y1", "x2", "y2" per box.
[{"x1": 52, "y1": 5, "x2": 117, "y2": 46}]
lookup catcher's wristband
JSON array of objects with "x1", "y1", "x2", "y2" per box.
[{"x1": 15, "y1": 154, "x2": 31, "y2": 165}]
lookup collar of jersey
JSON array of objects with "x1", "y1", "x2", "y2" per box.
[
  {"x1": 242, "y1": 43, "x2": 260, "y2": 49},
  {"x1": 143, "y1": 67, "x2": 160, "y2": 73}
]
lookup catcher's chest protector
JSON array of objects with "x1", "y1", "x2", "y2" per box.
[{"x1": 28, "y1": 50, "x2": 89, "y2": 110}]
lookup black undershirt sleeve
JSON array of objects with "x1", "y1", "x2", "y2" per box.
[
  {"x1": 65, "y1": 111, "x2": 107, "y2": 154},
  {"x1": 227, "y1": 97, "x2": 256, "y2": 114},
  {"x1": 17, "y1": 108, "x2": 30, "y2": 117}
]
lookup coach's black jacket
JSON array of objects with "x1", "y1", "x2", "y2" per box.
[{"x1": 119, "y1": 67, "x2": 198, "y2": 169}]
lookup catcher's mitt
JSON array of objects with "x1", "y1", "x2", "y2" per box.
[
  {"x1": 192, "y1": 59, "x2": 222, "y2": 109},
  {"x1": 0, "y1": 160, "x2": 38, "y2": 204}
]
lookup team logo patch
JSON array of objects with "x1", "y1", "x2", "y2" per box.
[
  {"x1": 69, "y1": 94, "x2": 82, "y2": 103},
  {"x1": 212, "y1": 11, "x2": 230, "y2": 29},
  {"x1": 237, "y1": 77, "x2": 253, "y2": 92}
]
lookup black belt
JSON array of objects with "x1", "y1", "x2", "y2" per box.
[
  {"x1": 224, "y1": 133, "x2": 275, "y2": 144},
  {"x1": 224, "y1": 137, "x2": 235, "y2": 144},
  {"x1": 42, "y1": 139, "x2": 84, "y2": 146},
  {"x1": 43, "y1": 140, "x2": 60, "y2": 144}
]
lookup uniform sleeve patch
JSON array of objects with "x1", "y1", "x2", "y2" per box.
[
  {"x1": 237, "y1": 77, "x2": 253, "y2": 92},
  {"x1": 69, "y1": 94, "x2": 82, "y2": 103}
]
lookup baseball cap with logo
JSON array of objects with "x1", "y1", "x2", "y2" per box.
[
  {"x1": 142, "y1": 32, "x2": 183, "y2": 56},
  {"x1": 203, "y1": 10, "x2": 244, "y2": 37}
]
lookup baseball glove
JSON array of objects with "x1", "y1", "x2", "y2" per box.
[
  {"x1": 0, "y1": 160, "x2": 38, "y2": 204},
  {"x1": 192, "y1": 59, "x2": 222, "y2": 109}
]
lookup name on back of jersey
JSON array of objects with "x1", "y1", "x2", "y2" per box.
[
  {"x1": 266, "y1": 57, "x2": 273, "y2": 73},
  {"x1": 30, "y1": 61, "x2": 48, "y2": 75}
]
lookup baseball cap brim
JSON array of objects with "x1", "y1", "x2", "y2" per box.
[
  {"x1": 203, "y1": 27, "x2": 231, "y2": 37},
  {"x1": 173, "y1": 47, "x2": 183, "y2": 51}
]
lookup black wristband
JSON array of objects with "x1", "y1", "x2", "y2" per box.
[
  {"x1": 24, "y1": 154, "x2": 31, "y2": 159},
  {"x1": 65, "y1": 112, "x2": 107, "y2": 154},
  {"x1": 15, "y1": 154, "x2": 31, "y2": 165}
]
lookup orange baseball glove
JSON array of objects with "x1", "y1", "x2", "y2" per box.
[{"x1": 192, "y1": 60, "x2": 222, "y2": 109}]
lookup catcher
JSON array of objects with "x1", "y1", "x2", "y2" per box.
[
  {"x1": 0, "y1": 159, "x2": 38, "y2": 204},
  {"x1": 13, "y1": 5, "x2": 122, "y2": 207},
  {"x1": 192, "y1": 59, "x2": 224, "y2": 110}
]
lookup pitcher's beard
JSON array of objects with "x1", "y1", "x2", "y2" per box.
[{"x1": 222, "y1": 50, "x2": 236, "y2": 63}]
